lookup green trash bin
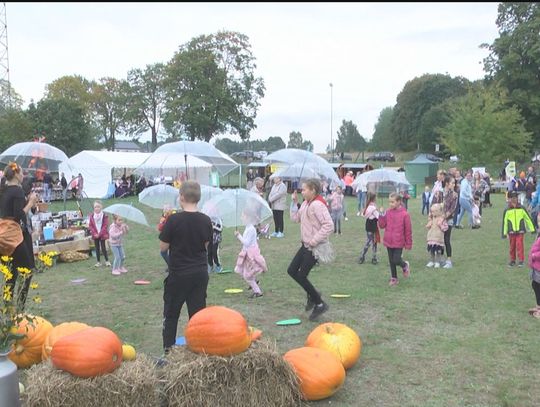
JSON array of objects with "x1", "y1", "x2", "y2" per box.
[{"x1": 408, "y1": 184, "x2": 417, "y2": 199}]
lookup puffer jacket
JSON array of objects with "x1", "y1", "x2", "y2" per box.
[
  {"x1": 502, "y1": 204, "x2": 535, "y2": 237},
  {"x1": 378, "y1": 205, "x2": 412, "y2": 249},
  {"x1": 528, "y1": 236, "x2": 540, "y2": 271},
  {"x1": 268, "y1": 182, "x2": 288, "y2": 211}
]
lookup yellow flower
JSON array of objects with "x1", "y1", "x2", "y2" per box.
[
  {"x1": 47, "y1": 251, "x2": 58, "y2": 257},
  {"x1": 43, "y1": 257, "x2": 52, "y2": 267},
  {"x1": 1, "y1": 256, "x2": 10, "y2": 263},
  {"x1": 30, "y1": 283, "x2": 38, "y2": 290},
  {"x1": 3, "y1": 286, "x2": 12, "y2": 301},
  {"x1": 32, "y1": 296, "x2": 42, "y2": 304},
  {"x1": 16, "y1": 267, "x2": 31, "y2": 276}
]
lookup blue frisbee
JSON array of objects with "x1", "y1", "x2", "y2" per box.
[{"x1": 175, "y1": 336, "x2": 186, "y2": 346}]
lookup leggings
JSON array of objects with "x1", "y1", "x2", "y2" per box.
[
  {"x1": 287, "y1": 245, "x2": 322, "y2": 305},
  {"x1": 360, "y1": 231, "x2": 377, "y2": 259},
  {"x1": 272, "y1": 210, "x2": 284, "y2": 233},
  {"x1": 533, "y1": 280, "x2": 540, "y2": 306},
  {"x1": 93, "y1": 239, "x2": 109, "y2": 262},
  {"x1": 207, "y1": 240, "x2": 220, "y2": 267},
  {"x1": 444, "y1": 225, "x2": 452, "y2": 258},
  {"x1": 387, "y1": 247, "x2": 406, "y2": 279}
]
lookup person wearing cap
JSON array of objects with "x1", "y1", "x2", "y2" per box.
[{"x1": 502, "y1": 191, "x2": 536, "y2": 267}]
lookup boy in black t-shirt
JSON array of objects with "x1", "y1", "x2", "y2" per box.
[{"x1": 159, "y1": 180, "x2": 213, "y2": 353}]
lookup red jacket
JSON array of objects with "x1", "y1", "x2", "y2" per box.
[
  {"x1": 88, "y1": 212, "x2": 109, "y2": 240},
  {"x1": 378, "y1": 205, "x2": 412, "y2": 250}
]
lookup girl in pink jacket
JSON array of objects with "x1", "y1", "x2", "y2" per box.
[
  {"x1": 289, "y1": 178, "x2": 334, "y2": 321},
  {"x1": 378, "y1": 192, "x2": 413, "y2": 286},
  {"x1": 109, "y1": 214, "x2": 129, "y2": 276},
  {"x1": 527, "y1": 236, "x2": 540, "y2": 318},
  {"x1": 88, "y1": 200, "x2": 110, "y2": 268}
]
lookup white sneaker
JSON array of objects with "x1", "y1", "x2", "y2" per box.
[
  {"x1": 344, "y1": 217, "x2": 349, "y2": 221},
  {"x1": 433, "y1": 262, "x2": 441, "y2": 268},
  {"x1": 426, "y1": 261, "x2": 435, "y2": 268},
  {"x1": 443, "y1": 261, "x2": 453, "y2": 269},
  {"x1": 356, "y1": 211, "x2": 361, "y2": 217}
]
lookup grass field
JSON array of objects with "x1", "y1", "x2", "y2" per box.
[{"x1": 21, "y1": 192, "x2": 539, "y2": 407}]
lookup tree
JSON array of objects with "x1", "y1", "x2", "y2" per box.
[
  {"x1": 439, "y1": 86, "x2": 532, "y2": 168},
  {"x1": 482, "y1": 2, "x2": 540, "y2": 147},
  {"x1": 29, "y1": 98, "x2": 96, "y2": 157},
  {"x1": 287, "y1": 131, "x2": 313, "y2": 151},
  {"x1": 370, "y1": 107, "x2": 394, "y2": 150},
  {"x1": 164, "y1": 31, "x2": 265, "y2": 142},
  {"x1": 335, "y1": 119, "x2": 366, "y2": 153},
  {"x1": 391, "y1": 74, "x2": 470, "y2": 151},
  {"x1": 45, "y1": 75, "x2": 94, "y2": 117},
  {"x1": 126, "y1": 63, "x2": 167, "y2": 150},
  {"x1": 0, "y1": 108, "x2": 34, "y2": 151},
  {"x1": 0, "y1": 80, "x2": 24, "y2": 113}
]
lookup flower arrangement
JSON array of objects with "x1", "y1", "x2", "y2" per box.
[{"x1": 0, "y1": 255, "x2": 46, "y2": 354}]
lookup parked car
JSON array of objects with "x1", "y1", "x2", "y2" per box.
[
  {"x1": 254, "y1": 151, "x2": 268, "y2": 159},
  {"x1": 416, "y1": 153, "x2": 444, "y2": 162},
  {"x1": 366, "y1": 152, "x2": 395, "y2": 162},
  {"x1": 231, "y1": 150, "x2": 254, "y2": 159},
  {"x1": 449, "y1": 155, "x2": 460, "y2": 163}
]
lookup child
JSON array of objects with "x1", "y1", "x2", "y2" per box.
[
  {"x1": 425, "y1": 203, "x2": 448, "y2": 268},
  {"x1": 422, "y1": 186, "x2": 431, "y2": 215},
  {"x1": 289, "y1": 178, "x2": 334, "y2": 321},
  {"x1": 358, "y1": 192, "x2": 380, "y2": 265},
  {"x1": 88, "y1": 200, "x2": 111, "y2": 268},
  {"x1": 159, "y1": 180, "x2": 213, "y2": 354},
  {"x1": 234, "y1": 208, "x2": 268, "y2": 298},
  {"x1": 527, "y1": 235, "x2": 540, "y2": 318},
  {"x1": 502, "y1": 191, "x2": 536, "y2": 267},
  {"x1": 472, "y1": 197, "x2": 482, "y2": 227},
  {"x1": 378, "y1": 192, "x2": 413, "y2": 286},
  {"x1": 208, "y1": 216, "x2": 223, "y2": 273},
  {"x1": 328, "y1": 185, "x2": 344, "y2": 235},
  {"x1": 401, "y1": 189, "x2": 410, "y2": 210},
  {"x1": 108, "y1": 214, "x2": 129, "y2": 275}
]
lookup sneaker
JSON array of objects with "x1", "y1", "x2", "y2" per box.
[
  {"x1": 433, "y1": 262, "x2": 441, "y2": 268},
  {"x1": 112, "y1": 269, "x2": 121, "y2": 276},
  {"x1": 426, "y1": 261, "x2": 435, "y2": 268},
  {"x1": 309, "y1": 301, "x2": 329, "y2": 321},
  {"x1": 276, "y1": 232, "x2": 284, "y2": 238},
  {"x1": 94, "y1": 262, "x2": 102, "y2": 268},
  {"x1": 344, "y1": 217, "x2": 349, "y2": 221},
  {"x1": 518, "y1": 261, "x2": 524, "y2": 267},
  {"x1": 119, "y1": 267, "x2": 128, "y2": 273},
  {"x1": 357, "y1": 257, "x2": 365, "y2": 264},
  {"x1": 105, "y1": 261, "x2": 111, "y2": 267},
  {"x1": 270, "y1": 232, "x2": 278, "y2": 237},
  {"x1": 356, "y1": 211, "x2": 361, "y2": 217},
  {"x1": 508, "y1": 260, "x2": 516, "y2": 267},
  {"x1": 214, "y1": 265, "x2": 223, "y2": 273},
  {"x1": 371, "y1": 257, "x2": 378, "y2": 265},
  {"x1": 402, "y1": 261, "x2": 410, "y2": 278},
  {"x1": 389, "y1": 277, "x2": 399, "y2": 286},
  {"x1": 443, "y1": 260, "x2": 453, "y2": 269},
  {"x1": 249, "y1": 292, "x2": 263, "y2": 299},
  {"x1": 305, "y1": 290, "x2": 321, "y2": 312}
]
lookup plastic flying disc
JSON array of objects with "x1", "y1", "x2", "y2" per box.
[
  {"x1": 134, "y1": 280, "x2": 151, "y2": 285},
  {"x1": 175, "y1": 336, "x2": 186, "y2": 346},
  {"x1": 224, "y1": 288, "x2": 243, "y2": 294},
  {"x1": 276, "y1": 318, "x2": 301, "y2": 326},
  {"x1": 70, "y1": 278, "x2": 86, "y2": 284},
  {"x1": 216, "y1": 269, "x2": 233, "y2": 274},
  {"x1": 330, "y1": 294, "x2": 351, "y2": 298}
]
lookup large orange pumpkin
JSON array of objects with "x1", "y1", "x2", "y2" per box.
[
  {"x1": 305, "y1": 322, "x2": 362, "y2": 369},
  {"x1": 184, "y1": 306, "x2": 251, "y2": 356},
  {"x1": 9, "y1": 315, "x2": 53, "y2": 368},
  {"x1": 41, "y1": 321, "x2": 90, "y2": 360},
  {"x1": 50, "y1": 326, "x2": 123, "y2": 378},
  {"x1": 283, "y1": 346, "x2": 346, "y2": 401}
]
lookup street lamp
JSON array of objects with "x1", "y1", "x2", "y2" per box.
[{"x1": 329, "y1": 82, "x2": 333, "y2": 162}]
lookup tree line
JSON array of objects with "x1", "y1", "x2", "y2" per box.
[{"x1": 0, "y1": 3, "x2": 538, "y2": 168}]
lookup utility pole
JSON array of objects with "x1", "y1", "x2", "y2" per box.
[
  {"x1": 329, "y1": 82, "x2": 333, "y2": 162},
  {"x1": 0, "y1": 3, "x2": 10, "y2": 108}
]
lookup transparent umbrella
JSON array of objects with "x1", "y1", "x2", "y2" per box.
[
  {"x1": 138, "y1": 184, "x2": 180, "y2": 210},
  {"x1": 351, "y1": 168, "x2": 411, "y2": 192},
  {"x1": 103, "y1": 203, "x2": 149, "y2": 227},
  {"x1": 139, "y1": 140, "x2": 239, "y2": 176},
  {"x1": 201, "y1": 188, "x2": 272, "y2": 229},
  {"x1": 0, "y1": 141, "x2": 68, "y2": 172},
  {"x1": 270, "y1": 163, "x2": 320, "y2": 182}
]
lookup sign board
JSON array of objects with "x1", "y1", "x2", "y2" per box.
[{"x1": 506, "y1": 161, "x2": 516, "y2": 179}]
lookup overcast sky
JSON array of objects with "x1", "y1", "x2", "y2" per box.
[{"x1": 6, "y1": 2, "x2": 500, "y2": 153}]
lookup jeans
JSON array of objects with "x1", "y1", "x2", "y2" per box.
[
  {"x1": 43, "y1": 184, "x2": 51, "y2": 203},
  {"x1": 111, "y1": 245, "x2": 125, "y2": 269},
  {"x1": 357, "y1": 191, "x2": 366, "y2": 211},
  {"x1": 457, "y1": 197, "x2": 473, "y2": 227}
]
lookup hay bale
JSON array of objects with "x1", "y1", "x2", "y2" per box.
[
  {"x1": 58, "y1": 250, "x2": 89, "y2": 263},
  {"x1": 161, "y1": 339, "x2": 306, "y2": 407},
  {"x1": 22, "y1": 354, "x2": 162, "y2": 407}
]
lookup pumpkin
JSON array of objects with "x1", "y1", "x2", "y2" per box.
[
  {"x1": 50, "y1": 326, "x2": 123, "y2": 378},
  {"x1": 304, "y1": 322, "x2": 362, "y2": 369},
  {"x1": 283, "y1": 346, "x2": 346, "y2": 401},
  {"x1": 185, "y1": 306, "x2": 251, "y2": 356},
  {"x1": 9, "y1": 315, "x2": 53, "y2": 368},
  {"x1": 122, "y1": 344, "x2": 137, "y2": 361},
  {"x1": 41, "y1": 322, "x2": 90, "y2": 360},
  {"x1": 249, "y1": 326, "x2": 262, "y2": 342}
]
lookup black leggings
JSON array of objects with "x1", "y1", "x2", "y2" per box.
[
  {"x1": 207, "y1": 240, "x2": 220, "y2": 267},
  {"x1": 533, "y1": 281, "x2": 540, "y2": 306},
  {"x1": 93, "y1": 239, "x2": 109, "y2": 262},
  {"x1": 444, "y1": 225, "x2": 453, "y2": 258},
  {"x1": 273, "y1": 210, "x2": 284, "y2": 233},
  {"x1": 387, "y1": 247, "x2": 406, "y2": 279},
  {"x1": 287, "y1": 245, "x2": 322, "y2": 304}
]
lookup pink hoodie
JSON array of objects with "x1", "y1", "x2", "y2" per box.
[
  {"x1": 528, "y1": 236, "x2": 540, "y2": 270},
  {"x1": 290, "y1": 198, "x2": 333, "y2": 247},
  {"x1": 378, "y1": 205, "x2": 413, "y2": 250}
]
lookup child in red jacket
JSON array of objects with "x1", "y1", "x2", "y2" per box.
[
  {"x1": 88, "y1": 200, "x2": 110, "y2": 268},
  {"x1": 378, "y1": 192, "x2": 413, "y2": 286}
]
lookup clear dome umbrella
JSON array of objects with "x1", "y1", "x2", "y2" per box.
[
  {"x1": 102, "y1": 203, "x2": 149, "y2": 227},
  {"x1": 139, "y1": 184, "x2": 223, "y2": 210},
  {"x1": 0, "y1": 141, "x2": 68, "y2": 173},
  {"x1": 351, "y1": 168, "x2": 411, "y2": 192}
]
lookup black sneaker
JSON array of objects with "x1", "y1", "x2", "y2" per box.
[
  {"x1": 249, "y1": 292, "x2": 263, "y2": 299},
  {"x1": 357, "y1": 257, "x2": 365, "y2": 264},
  {"x1": 518, "y1": 261, "x2": 524, "y2": 267},
  {"x1": 309, "y1": 302, "x2": 329, "y2": 321},
  {"x1": 371, "y1": 257, "x2": 378, "y2": 265},
  {"x1": 305, "y1": 291, "x2": 321, "y2": 312},
  {"x1": 508, "y1": 260, "x2": 516, "y2": 267}
]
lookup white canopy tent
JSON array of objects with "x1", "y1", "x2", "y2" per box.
[
  {"x1": 134, "y1": 152, "x2": 213, "y2": 185},
  {"x1": 58, "y1": 151, "x2": 152, "y2": 199}
]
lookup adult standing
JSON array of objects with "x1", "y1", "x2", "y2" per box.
[
  {"x1": 0, "y1": 162, "x2": 39, "y2": 310},
  {"x1": 268, "y1": 176, "x2": 287, "y2": 238},
  {"x1": 432, "y1": 175, "x2": 458, "y2": 268},
  {"x1": 355, "y1": 170, "x2": 367, "y2": 216},
  {"x1": 246, "y1": 168, "x2": 255, "y2": 191},
  {"x1": 429, "y1": 169, "x2": 446, "y2": 207},
  {"x1": 250, "y1": 177, "x2": 265, "y2": 197},
  {"x1": 456, "y1": 170, "x2": 477, "y2": 229},
  {"x1": 42, "y1": 170, "x2": 53, "y2": 203},
  {"x1": 289, "y1": 178, "x2": 333, "y2": 321}
]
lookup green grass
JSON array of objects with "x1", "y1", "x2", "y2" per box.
[{"x1": 21, "y1": 193, "x2": 538, "y2": 406}]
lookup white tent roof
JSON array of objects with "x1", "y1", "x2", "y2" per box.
[{"x1": 59, "y1": 151, "x2": 152, "y2": 199}]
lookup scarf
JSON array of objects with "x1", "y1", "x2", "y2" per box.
[{"x1": 311, "y1": 194, "x2": 329, "y2": 208}]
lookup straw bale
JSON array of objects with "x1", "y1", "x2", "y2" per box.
[
  {"x1": 22, "y1": 354, "x2": 162, "y2": 407},
  {"x1": 58, "y1": 250, "x2": 89, "y2": 263},
  {"x1": 161, "y1": 339, "x2": 305, "y2": 407}
]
